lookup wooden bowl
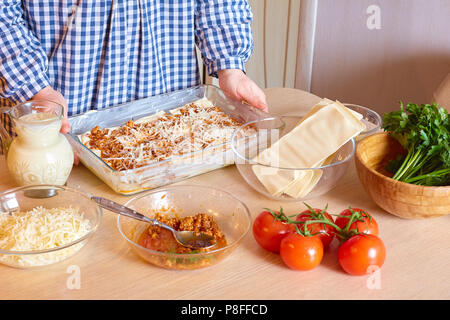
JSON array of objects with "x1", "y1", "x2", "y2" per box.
[{"x1": 355, "y1": 132, "x2": 450, "y2": 219}]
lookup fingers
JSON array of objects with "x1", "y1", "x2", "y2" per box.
[
  {"x1": 235, "y1": 75, "x2": 268, "y2": 112},
  {"x1": 240, "y1": 82, "x2": 268, "y2": 112},
  {"x1": 218, "y1": 69, "x2": 269, "y2": 113},
  {"x1": 29, "y1": 86, "x2": 71, "y2": 133},
  {"x1": 61, "y1": 117, "x2": 71, "y2": 134},
  {"x1": 73, "y1": 152, "x2": 80, "y2": 166}
]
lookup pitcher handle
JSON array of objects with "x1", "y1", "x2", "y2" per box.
[{"x1": 0, "y1": 107, "x2": 12, "y2": 155}]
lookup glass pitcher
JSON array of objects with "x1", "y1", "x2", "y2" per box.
[{"x1": 0, "y1": 101, "x2": 73, "y2": 186}]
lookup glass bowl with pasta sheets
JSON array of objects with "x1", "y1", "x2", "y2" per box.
[
  {"x1": 343, "y1": 103, "x2": 382, "y2": 141},
  {"x1": 231, "y1": 114, "x2": 357, "y2": 202},
  {"x1": 66, "y1": 85, "x2": 267, "y2": 195}
]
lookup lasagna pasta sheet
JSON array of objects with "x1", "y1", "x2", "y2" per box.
[
  {"x1": 282, "y1": 153, "x2": 335, "y2": 198},
  {"x1": 252, "y1": 99, "x2": 365, "y2": 198},
  {"x1": 134, "y1": 111, "x2": 167, "y2": 125}
]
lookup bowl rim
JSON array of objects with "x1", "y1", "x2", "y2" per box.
[
  {"x1": 230, "y1": 115, "x2": 356, "y2": 170},
  {"x1": 342, "y1": 102, "x2": 383, "y2": 136},
  {"x1": 117, "y1": 184, "x2": 252, "y2": 258},
  {"x1": 0, "y1": 184, "x2": 103, "y2": 255},
  {"x1": 356, "y1": 132, "x2": 450, "y2": 191}
]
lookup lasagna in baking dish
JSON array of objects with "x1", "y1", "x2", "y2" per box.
[{"x1": 78, "y1": 98, "x2": 256, "y2": 171}]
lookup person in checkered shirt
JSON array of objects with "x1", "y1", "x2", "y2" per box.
[{"x1": 0, "y1": 0, "x2": 267, "y2": 141}]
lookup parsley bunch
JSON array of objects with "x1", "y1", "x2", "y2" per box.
[{"x1": 382, "y1": 102, "x2": 450, "y2": 186}]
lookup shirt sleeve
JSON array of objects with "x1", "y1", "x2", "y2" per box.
[
  {"x1": 0, "y1": 0, "x2": 50, "y2": 104},
  {"x1": 194, "y1": 0, "x2": 254, "y2": 78}
]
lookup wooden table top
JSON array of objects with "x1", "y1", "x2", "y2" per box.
[{"x1": 0, "y1": 88, "x2": 449, "y2": 300}]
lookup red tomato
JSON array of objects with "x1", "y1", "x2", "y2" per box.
[
  {"x1": 335, "y1": 208, "x2": 379, "y2": 236},
  {"x1": 253, "y1": 210, "x2": 294, "y2": 253},
  {"x1": 280, "y1": 233, "x2": 324, "y2": 271},
  {"x1": 296, "y1": 208, "x2": 335, "y2": 248},
  {"x1": 338, "y1": 234, "x2": 386, "y2": 276}
]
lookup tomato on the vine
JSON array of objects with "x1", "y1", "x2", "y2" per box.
[
  {"x1": 295, "y1": 207, "x2": 335, "y2": 248},
  {"x1": 253, "y1": 204, "x2": 386, "y2": 275},
  {"x1": 280, "y1": 233, "x2": 323, "y2": 271},
  {"x1": 335, "y1": 208, "x2": 379, "y2": 236},
  {"x1": 338, "y1": 234, "x2": 386, "y2": 276},
  {"x1": 253, "y1": 209, "x2": 294, "y2": 253}
]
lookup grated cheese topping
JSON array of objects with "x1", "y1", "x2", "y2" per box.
[
  {"x1": 79, "y1": 100, "x2": 257, "y2": 171},
  {"x1": 0, "y1": 206, "x2": 91, "y2": 267}
]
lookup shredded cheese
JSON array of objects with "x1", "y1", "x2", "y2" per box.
[
  {"x1": 78, "y1": 99, "x2": 257, "y2": 171},
  {"x1": 0, "y1": 206, "x2": 91, "y2": 268}
]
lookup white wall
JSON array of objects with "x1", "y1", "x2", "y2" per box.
[
  {"x1": 307, "y1": 0, "x2": 450, "y2": 114},
  {"x1": 246, "y1": 0, "x2": 301, "y2": 89}
]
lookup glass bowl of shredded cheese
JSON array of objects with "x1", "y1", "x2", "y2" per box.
[
  {"x1": 231, "y1": 116, "x2": 356, "y2": 202},
  {"x1": 0, "y1": 185, "x2": 102, "y2": 268}
]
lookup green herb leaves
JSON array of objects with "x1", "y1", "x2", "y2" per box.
[{"x1": 382, "y1": 102, "x2": 450, "y2": 186}]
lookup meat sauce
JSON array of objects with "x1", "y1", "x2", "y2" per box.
[{"x1": 138, "y1": 213, "x2": 227, "y2": 254}]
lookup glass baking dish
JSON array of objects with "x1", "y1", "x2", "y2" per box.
[{"x1": 66, "y1": 85, "x2": 267, "y2": 195}]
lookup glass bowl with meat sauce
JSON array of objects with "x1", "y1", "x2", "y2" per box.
[{"x1": 117, "y1": 185, "x2": 251, "y2": 270}]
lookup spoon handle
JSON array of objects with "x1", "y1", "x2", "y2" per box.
[{"x1": 91, "y1": 196, "x2": 160, "y2": 226}]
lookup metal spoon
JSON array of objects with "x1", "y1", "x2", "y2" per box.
[{"x1": 91, "y1": 196, "x2": 216, "y2": 250}]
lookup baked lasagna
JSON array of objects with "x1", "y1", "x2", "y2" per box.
[{"x1": 78, "y1": 98, "x2": 256, "y2": 171}]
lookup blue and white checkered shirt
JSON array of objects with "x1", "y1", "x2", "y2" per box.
[{"x1": 0, "y1": 0, "x2": 253, "y2": 135}]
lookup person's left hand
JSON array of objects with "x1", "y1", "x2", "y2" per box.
[{"x1": 218, "y1": 69, "x2": 268, "y2": 112}]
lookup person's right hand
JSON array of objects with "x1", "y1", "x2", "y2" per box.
[
  {"x1": 29, "y1": 86, "x2": 79, "y2": 164},
  {"x1": 29, "y1": 86, "x2": 70, "y2": 133}
]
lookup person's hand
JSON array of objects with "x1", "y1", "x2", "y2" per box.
[
  {"x1": 29, "y1": 86, "x2": 79, "y2": 164},
  {"x1": 30, "y1": 86, "x2": 71, "y2": 133},
  {"x1": 218, "y1": 69, "x2": 268, "y2": 112}
]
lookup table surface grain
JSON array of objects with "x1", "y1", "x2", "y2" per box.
[{"x1": 0, "y1": 88, "x2": 449, "y2": 300}]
